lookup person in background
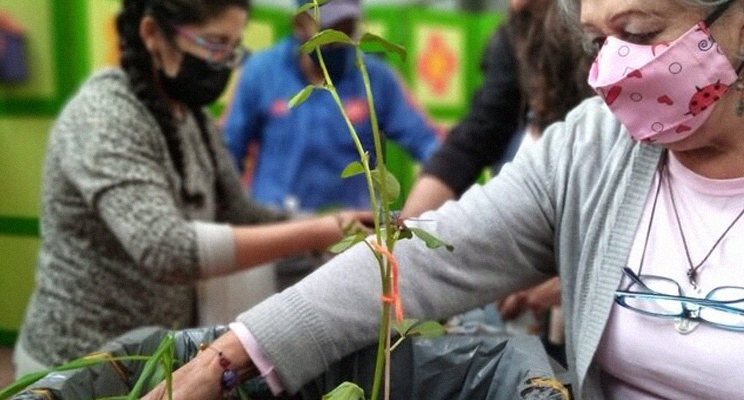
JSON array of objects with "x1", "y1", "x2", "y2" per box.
[
  {"x1": 223, "y1": 0, "x2": 441, "y2": 213},
  {"x1": 143, "y1": 0, "x2": 744, "y2": 397},
  {"x1": 401, "y1": 0, "x2": 593, "y2": 366},
  {"x1": 401, "y1": 0, "x2": 593, "y2": 219},
  {"x1": 13, "y1": 0, "x2": 370, "y2": 378}
]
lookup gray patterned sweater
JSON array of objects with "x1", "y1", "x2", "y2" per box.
[{"x1": 19, "y1": 69, "x2": 283, "y2": 366}]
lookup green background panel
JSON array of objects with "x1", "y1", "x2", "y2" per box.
[
  {"x1": 0, "y1": 0, "x2": 56, "y2": 99},
  {"x1": 0, "y1": 117, "x2": 52, "y2": 216},
  {"x1": 465, "y1": 12, "x2": 503, "y2": 97},
  {"x1": 0, "y1": 236, "x2": 40, "y2": 335},
  {"x1": 363, "y1": 6, "x2": 412, "y2": 75},
  {"x1": 0, "y1": 0, "x2": 89, "y2": 116}
]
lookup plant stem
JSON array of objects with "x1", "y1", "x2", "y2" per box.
[
  {"x1": 316, "y1": 54, "x2": 382, "y2": 244},
  {"x1": 308, "y1": 4, "x2": 397, "y2": 398},
  {"x1": 370, "y1": 301, "x2": 391, "y2": 400},
  {"x1": 384, "y1": 309, "x2": 392, "y2": 400},
  {"x1": 355, "y1": 49, "x2": 395, "y2": 248}
]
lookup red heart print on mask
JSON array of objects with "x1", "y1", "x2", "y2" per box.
[
  {"x1": 627, "y1": 70, "x2": 642, "y2": 78},
  {"x1": 657, "y1": 95, "x2": 674, "y2": 105},
  {"x1": 605, "y1": 86, "x2": 622, "y2": 105},
  {"x1": 675, "y1": 125, "x2": 692, "y2": 133}
]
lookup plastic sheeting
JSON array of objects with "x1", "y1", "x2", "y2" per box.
[{"x1": 9, "y1": 326, "x2": 570, "y2": 400}]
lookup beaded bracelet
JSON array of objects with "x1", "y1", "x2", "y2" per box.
[{"x1": 200, "y1": 343, "x2": 259, "y2": 396}]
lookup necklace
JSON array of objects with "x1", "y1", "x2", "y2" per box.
[
  {"x1": 635, "y1": 153, "x2": 744, "y2": 334},
  {"x1": 666, "y1": 160, "x2": 744, "y2": 290},
  {"x1": 637, "y1": 157, "x2": 700, "y2": 334}
]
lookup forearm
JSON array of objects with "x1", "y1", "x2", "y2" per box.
[
  {"x1": 231, "y1": 215, "x2": 342, "y2": 270},
  {"x1": 400, "y1": 174, "x2": 456, "y2": 219},
  {"x1": 239, "y1": 139, "x2": 562, "y2": 393}
]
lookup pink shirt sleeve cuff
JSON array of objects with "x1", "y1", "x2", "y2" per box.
[{"x1": 229, "y1": 322, "x2": 285, "y2": 395}]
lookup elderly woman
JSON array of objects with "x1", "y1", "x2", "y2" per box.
[{"x1": 144, "y1": 0, "x2": 744, "y2": 398}]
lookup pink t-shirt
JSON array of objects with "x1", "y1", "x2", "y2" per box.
[{"x1": 595, "y1": 153, "x2": 744, "y2": 399}]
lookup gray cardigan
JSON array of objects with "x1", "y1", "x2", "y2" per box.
[
  {"x1": 238, "y1": 96, "x2": 664, "y2": 399},
  {"x1": 20, "y1": 69, "x2": 283, "y2": 366}
]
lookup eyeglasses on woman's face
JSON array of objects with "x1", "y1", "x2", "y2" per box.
[
  {"x1": 615, "y1": 267, "x2": 744, "y2": 331},
  {"x1": 175, "y1": 28, "x2": 249, "y2": 69}
]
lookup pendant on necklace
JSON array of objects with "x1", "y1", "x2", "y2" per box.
[
  {"x1": 674, "y1": 317, "x2": 700, "y2": 334},
  {"x1": 686, "y1": 268, "x2": 698, "y2": 289}
]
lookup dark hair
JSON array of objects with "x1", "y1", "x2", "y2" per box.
[
  {"x1": 116, "y1": 0, "x2": 249, "y2": 182},
  {"x1": 507, "y1": 0, "x2": 594, "y2": 131}
]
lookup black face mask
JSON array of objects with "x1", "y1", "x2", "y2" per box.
[
  {"x1": 309, "y1": 45, "x2": 352, "y2": 83},
  {"x1": 159, "y1": 52, "x2": 232, "y2": 106}
]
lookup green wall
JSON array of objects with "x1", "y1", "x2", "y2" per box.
[{"x1": 0, "y1": 1, "x2": 503, "y2": 345}]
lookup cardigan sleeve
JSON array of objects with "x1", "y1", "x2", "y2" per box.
[
  {"x1": 236, "y1": 111, "x2": 569, "y2": 393},
  {"x1": 58, "y1": 83, "x2": 204, "y2": 284}
]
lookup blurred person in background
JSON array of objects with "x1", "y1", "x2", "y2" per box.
[
  {"x1": 401, "y1": 0, "x2": 594, "y2": 366},
  {"x1": 223, "y1": 0, "x2": 441, "y2": 290},
  {"x1": 13, "y1": 0, "x2": 370, "y2": 378},
  {"x1": 223, "y1": 0, "x2": 441, "y2": 214}
]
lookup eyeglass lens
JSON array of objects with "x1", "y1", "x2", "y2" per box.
[{"x1": 617, "y1": 268, "x2": 744, "y2": 330}]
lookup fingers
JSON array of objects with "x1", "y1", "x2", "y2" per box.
[
  {"x1": 498, "y1": 291, "x2": 528, "y2": 320},
  {"x1": 498, "y1": 278, "x2": 562, "y2": 321},
  {"x1": 335, "y1": 211, "x2": 374, "y2": 235}
]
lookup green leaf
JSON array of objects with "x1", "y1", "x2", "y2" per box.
[
  {"x1": 395, "y1": 226, "x2": 413, "y2": 241},
  {"x1": 300, "y1": 29, "x2": 356, "y2": 54},
  {"x1": 0, "y1": 354, "x2": 151, "y2": 400},
  {"x1": 409, "y1": 227, "x2": 454, "y2": 251},
  {"x1": 293, "y1": 0, "x2": 331, "y2": 17},
  {"x1": 0, "y1": 371, "x2": 49, "y2": 399},
  {"x1": 392, "y1": 318, "x2": 418, "y2": 337},
  {"x1": 360, "y1": 32, "x2": 407, "y2": 62},
  {"x1": 322, "y1": 382, "x2": 365, "y2": 400},
  {"x1": 288, "y1": 85, "x2": 316, "y2": 108},
  {"x1": 406, "y1": 320, "x2": 446, "y2": 338},
  {"x1": 370, "y1": 168, "x2": 400, "y2": 204},
  {"x1": 341, "y1": 161, "x2": 365, "y2": 178},
  {"x1": 329, "y1": 232, "x2": 366, "y2": 253},
  {"x1": 392, "y1": 319, "x2": 445, "y2": 338},
  {"x1": 126, "y1": 334, "x2": 175, "y2": 400}
]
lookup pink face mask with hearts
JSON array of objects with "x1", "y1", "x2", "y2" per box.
[{"x1": 588, "y1": 22, "x2": 739, "y2": 143}]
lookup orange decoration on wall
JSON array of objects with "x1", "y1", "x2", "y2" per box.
[{"x1": 416, "y1": 33, "x2": 457, "y2": 95}]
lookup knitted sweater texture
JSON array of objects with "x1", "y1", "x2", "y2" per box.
[{"x1": 20, "y1": 69, "x2": 280, "y2": 366}]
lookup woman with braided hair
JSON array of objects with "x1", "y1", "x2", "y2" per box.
[{"x1": 13, "y1": 0, "x2": 370, "y2": 377}]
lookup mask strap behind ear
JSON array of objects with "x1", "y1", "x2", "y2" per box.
[{"x1": 704, "y1": 0, "x2": 736, "y2": 27}]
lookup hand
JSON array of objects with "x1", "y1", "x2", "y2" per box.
[
  {"x1": 141, "y1": 351, "x2": 223, "y2": 400},
  {"x1": 334, "y1": 210, "x2": 375, "y2": 235},
  {"x1": 498, "y1": 277, "x2": 561, "y2": 321},
  {"x1": 141, "y1": 330, "x2": 254, "y2": 400}
]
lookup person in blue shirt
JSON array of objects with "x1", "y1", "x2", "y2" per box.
[{"x1": 223, "y1": 0, "x2": 440, "y2": 212}]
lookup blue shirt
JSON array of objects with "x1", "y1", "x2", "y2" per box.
[{"x1": 224, "y1": 36, "x2": 439, "y2": 211}]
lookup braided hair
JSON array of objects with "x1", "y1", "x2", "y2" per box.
[{"x1": 115, "y1": 0, "x2": 249, "y2": 183}]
